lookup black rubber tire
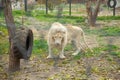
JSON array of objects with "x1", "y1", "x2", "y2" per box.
[
  {"x1": 13, "y1": 27, "x2": 33, "y2": 60},
  {"x1": 108, "y1": 0, "x2": 117, "y2": 8}
]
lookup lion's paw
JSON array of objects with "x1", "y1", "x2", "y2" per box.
[
  {"x1": 72, "y1": 53, "x2": 78, "y2": 56},
  {"x1": 59, "y1": 55, "x2": 66, "y2": 59},
  {"x1": 47, "y1": 55, "x2": 53, "y2": 58}
]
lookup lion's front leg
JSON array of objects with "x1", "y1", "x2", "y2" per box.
[
  {"x1": 59, "y1": 36, "x2": 67, "y2": 59},
  {"x1": 47, "y1": 45, "x2": 53, "y2": 58},
  {"x1": 59, "y1": 46, "x2": 66, "y2": 59}
]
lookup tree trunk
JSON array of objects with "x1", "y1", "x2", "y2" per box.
[
  {"x1": 46, "y1": 0, "x2": 48, "y2": 14},
  {"x1": 2, "y1": 0, "x2": 20, "y2": 72},
  {"x1": 86, "y1": 0, "x2": 101, "y2": 27},
  {"x1": 57, "y1": 2, "x2": 65, "y2": 18},
  {"x1": 24, "y1": 0, "x2": 27, "y2": 12},
  {"x1": 69, "y1": 0, "x2": 72, "y2": 16}
]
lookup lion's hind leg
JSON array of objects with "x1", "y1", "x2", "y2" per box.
[{"x1": 72, "y1": 39, "x2": 83, "y2": 56}]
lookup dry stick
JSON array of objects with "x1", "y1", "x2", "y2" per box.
[
  {"x1": 21, "y1": 0, "x2": 24, "y2": 26},
  {"x1": 85, "y1": 58, "x2": 92, "y2": 78},
  {"x1": 53, "y1": 55, "x2": 59, "y2": 68}
]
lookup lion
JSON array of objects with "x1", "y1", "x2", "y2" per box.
[
  {"x1": 66, "y1": 24, "x2": 92, "y2": 55},
  {"x1": 47, "y1": 22, "x2": 67, "y2": 59}
]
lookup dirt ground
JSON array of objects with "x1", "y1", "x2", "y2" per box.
[
  {"x1": 0, "y1": 17, "x2": 120, "y2": 80},
  {"x1": 0, "y1": 48, "x2": 120, "y2": 80}
]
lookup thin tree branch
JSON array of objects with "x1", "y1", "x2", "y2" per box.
[{"x1": 94, "y1": 0, "x2": 101, "y2": 18}]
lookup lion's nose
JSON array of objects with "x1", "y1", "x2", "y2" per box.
[
  {"x1": 56, "y1": 43, "x2": 60, "y2": 45},
  {"x1": 56, "y1": 43, "x2": 60, "y2": 46}
]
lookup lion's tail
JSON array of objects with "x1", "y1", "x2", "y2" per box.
[{"x1": 82, "y1": 32, "x2": 93, "y2": 52}]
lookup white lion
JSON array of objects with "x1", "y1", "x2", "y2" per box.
[{"x1": 47, "y1": 22, "x2": 67, "y2": 59}]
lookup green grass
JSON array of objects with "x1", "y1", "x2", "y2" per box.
[
  {"x1": 1, "y1": 10, "x2": 120, "y2": 22},
  {"x1": 0, "y1": 27, "x2": 8, "y2": 36},
  {"x1": 30, "y1": 10, "x2": 85, "y2": 24},
  {"x1": 12, "y1": 10, "x2": 24, "y2": 16},
  {"x1": 104, "y1": 45, "x2": 120, "y2": 57},
  {"x1": 99, "y1": 26, "x2": 120, "y2": 36},
  {"x1": 85, "y1": 26, "x2": 120, "y2": 36},
  {"x1": 0, "y1": 12, "x2": 9, "y2": 55},
  {"x1": 11, "y1": 10, "x2": 120, "y2": 25},
  {"x1": 0, "y1": 39, "x2": 9, "y2": 54},
  {"x1": 73, "y1": 44, "x2": 120, "y2": 60},
  {"x1": 33, "y1": 39, "x2": 48, "y2": 55},
  {"x1": 73, "y1": 47, "x2": 102, "y2": 59},
  {"x1": 30, "y1": 10, "x2": 120, "y2": 25},
  {"x1": 65, "y1": 44, "x2": 73, "y2": 51},
  {"x1": 0, "y1": 26, "x2": 9, "y2": 55},
  {"x1": 0, "y1": 10, "x2": 4, "y2": 18},
  {"x1": 97, "y1": 16, "x2": 120, "y2": 21},
  {"x1": 33, "y1": 39, "x2": 74, "y2": 55}
]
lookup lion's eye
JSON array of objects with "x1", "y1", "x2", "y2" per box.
[
  {"x1": 52, "y1": 36, "x2": 54, "y2": 40},
  {"x1": 59, "y1": 36, "x2": 62, "y2": 38},
  {"x1": 63, "y1": 32, "x2": 65, "y2": 34},
  {"x1": 55, "y1": 36, "x2": 57, "y2": 38}
]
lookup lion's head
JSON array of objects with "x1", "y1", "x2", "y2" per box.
[{"x1": 52, "y1": 31, "x2": 66, "y2": 46}]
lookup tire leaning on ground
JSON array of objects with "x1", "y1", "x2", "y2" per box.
[
  {"x1": 107, "y1": 0, "x2": 117, "y2": 8},
  {"x1": 13, "y1": 27, "x2": 33, "y2": 60}
]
